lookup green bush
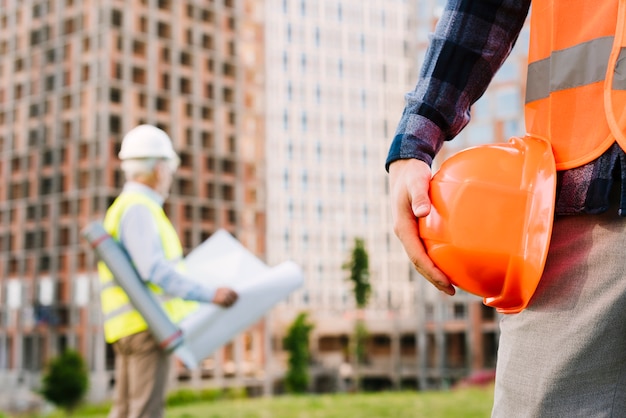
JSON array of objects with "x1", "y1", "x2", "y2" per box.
[
  {"x1": 167, "y1": 386, "x2": 247, "y2": 407},
  {"x1": 222, "y1": 387, "x2": 247, "y2": 400},
  {"x1": 166, "y1": 388, "x2": 200, "y2": 406},
  {"x1": 283, "y1": 312, "x2": 314, "y2": 394},
  {"x1": 198, "y1": 387, "x2": 223, "y2": 402},
  {"x1": 40, "y1": 349, "x2": 89, "y2": 414}
]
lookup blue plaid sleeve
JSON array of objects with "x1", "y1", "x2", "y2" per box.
[{"x1": 386, "y1": 0, "x2": 531, "y2": 170}]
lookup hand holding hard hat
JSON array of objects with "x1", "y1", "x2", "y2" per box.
[
  {"x1": 389, "y1": 159, "x2": 455, "y2": 295},
  {"x1": 393, "y1": 135, "x2": 556, "y2": 313}
]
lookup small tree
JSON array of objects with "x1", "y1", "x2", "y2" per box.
[
  {"x1": 283, "y1": 312, "x2": 314, "y2": 394},
  {"x1": 344, "y1": 238, "x2": 371, "y2": 309},
  {"x1": 343, "y1": 237, "x2": 371, "y2": 390},
  {"x1": 41, "y1": 349, "x2": 89, "y2": 415}
]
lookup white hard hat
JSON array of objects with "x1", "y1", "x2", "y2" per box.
[{"x1": 118, "y1": 125, "x2": 178, "y2": 161}]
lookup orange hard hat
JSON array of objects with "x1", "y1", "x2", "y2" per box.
[{"x1": 418, "y1": 135, "x2": 556, "y2": 313}]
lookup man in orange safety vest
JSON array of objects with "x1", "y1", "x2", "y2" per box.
[{"x1": 388, "y1": 0, "x2": 626, "y2": 415}]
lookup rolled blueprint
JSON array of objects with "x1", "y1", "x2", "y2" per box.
[
  {"x1": 175, "y1": 260, "x2": 303, "y2": 368},
  {"x1": 173, "y1": 229, "x2": 304, "y2": 369},
  {"x1": 81, "y1": 221, "x2": 184, "y2": 352}
]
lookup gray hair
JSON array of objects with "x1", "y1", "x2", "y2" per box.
[{"x1": 120, "y1": 158, "x2": 160, "y2": 181}]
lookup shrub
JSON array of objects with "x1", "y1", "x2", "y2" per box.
[
  {"x1": 283, "y1": 312, "x2": 314, "y2": 394},
  {"x1": 166, "y1": 389, "x2": 200, "y2": 406},
  {"x1": 40, "y1": 349, "x2": 89, "y2": 414}
]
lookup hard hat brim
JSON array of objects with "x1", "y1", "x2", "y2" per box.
[{"x1": 484, "y1": 136, "x2": 556, "y2": 313}]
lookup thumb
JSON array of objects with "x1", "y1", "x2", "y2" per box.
[{"x1": 407, "y1": 163, "x2": 432, "y2": 218}]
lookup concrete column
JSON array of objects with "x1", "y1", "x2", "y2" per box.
[
  {"x1": 416, "y1": 272, "x2": 429, "y2": 391},
  {"x1": 435, "y1": 298, "x2": 447, "y2": 388},
  {"x1": 235, "y1": 334, "x2": 244, "y2": 387},
  {"x1": 262, "y1": 315, "x2": 273, "y2": 396},
  {"x1": 390, "y1": 317, "x2": 400, "y2": 389},
  {"x1": 468, "y1": 301, "x2": 484, "y2": 371}
]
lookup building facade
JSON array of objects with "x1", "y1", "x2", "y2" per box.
[
  {"x1": 0, "y1": 0, "x2": 530, "y2": 410},
  {"x1": 0, "y1": 0, "x2": 266, "y2": 405},
  {"x1": 264, "y1": 0, "x2": 529, "y2": 391}
]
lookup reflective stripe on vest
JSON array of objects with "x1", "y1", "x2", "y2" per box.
[
  {"x1": 98, "y1": 192, "x2": 198, "y2": 343},
  {"x1": 525, "y1": 0, "x2": 626, "y2": 170}
]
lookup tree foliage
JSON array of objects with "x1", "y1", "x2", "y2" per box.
[
  {"x1": 40, "y1": 349, "x2": 89, "y2": 414},
  {"x1": 343, "y1": 237, "x2": 371, "y2": 308},
  {"x1": 283, "y1": 312, "x2": 314, "y2": 394},
  {"x1": 344, "y1": 238, "x2": 372, "y2": 391}
]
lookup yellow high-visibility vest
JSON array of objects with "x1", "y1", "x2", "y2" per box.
[
  {"x1": 98, "y1": 192, "x2": 198, "y2": 343},
  {"x1": 525, "y1": 0, "x2": 626, "y2": 170}
]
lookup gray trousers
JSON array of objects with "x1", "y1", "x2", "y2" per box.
[
  {"x1": 108, "y1": 331, "x2": 171, "y2": 418},
  {"x1": 492, "y1": 208, "x2": 626, "y2": 417}
]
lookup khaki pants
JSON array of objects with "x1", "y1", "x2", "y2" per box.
[
  {"x1": 492, "y1": 207, "x2": 626, "y2": 417},
  {"x1": 109, "y1": 331, "x2": 171, "y2": 418}
]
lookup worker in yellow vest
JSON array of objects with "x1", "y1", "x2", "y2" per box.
[
  {"x1": 99, "y1": 124, "x2": 238, "y2": 418},
  {"x1": 388, "y1": 0, "x2": 626, "y2": 415}
]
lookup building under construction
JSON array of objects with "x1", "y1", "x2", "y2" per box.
[{"x1": 0, "y1": 0, "x2": 266, "y2": 405}]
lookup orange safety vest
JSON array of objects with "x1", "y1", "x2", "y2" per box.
[{"x1": 525, "y1": 0, "x2": 626, "y2": 170}]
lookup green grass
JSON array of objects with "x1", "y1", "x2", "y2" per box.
[{"x1": 19, "y1": 386, "x2": 495, "y2": 418}]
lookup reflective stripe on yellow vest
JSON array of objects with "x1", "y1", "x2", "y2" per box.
[
  {"x1": 98, "y1": 192, "x2": 198, "y2": 343},
  {"x1": 525, "y1": 0, "x2": 626, "y2": 170}
]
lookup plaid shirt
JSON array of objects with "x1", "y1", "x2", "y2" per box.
[{"x1": 386, "y1": 0, "x2": 626, "y2": 216}]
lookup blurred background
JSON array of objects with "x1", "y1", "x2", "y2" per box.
[{"x1": 0, "y1": 0, "x2": 529, "y2": 409}]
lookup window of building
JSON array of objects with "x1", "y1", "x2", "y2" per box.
[
  {"x1": 161, "y1": 73, "x2": 170, "y2": 89},
  {"x1": 223, "y1": 87, "x2": 234, "y2": 103},
  {"x1": 81, "y1": 64, "x2": 90, "y2": 81},
  {"x1": 221, "y1": 159, "x2": 235, "y2": 174},
  {"x1": 177, "y1": 179, "x2": 194, "y2": 196},
  {"x1": 223, "y1": 62, "x2": 235, "y2": 77},
  {"x1": 111, "y1": 9, "x2": 123, "y2": 27},
  {"x1": 301, "y1": 170, "x2": 308, "y2": 191},
  {"x1": 138, "y1": 16, "x2": 147, "y2": 32},
  {"x1": 109, "y1": 115, "x2": 122, "y2": 134},
  {"x1": 453, "y1": 303, "x2": 466, "y2": 319},
  {"x1": 201, "y1": 207, "x2": 215, "y2": 221},
  {"x1": 114, "y1": 63, "x2": 122, "y2": 79},
  {"x1": 206, "y1": 182, "x2": 215, "y2": 198},
  {"x1": 157, "y1": 21, "x2": 171, "y2": 38},
  {"x1": 221, "y1": 184, "x2": 234, "y2": 201},
  {"x1": 205, "y1": 83, "x2": 214, "y2": 99},
  {"x1": 183, "y1": 204, "x2": 194, "y2": 220},
  {"x1": 132, "y1": 40, "x2": 146, "y2": 57},
  {"x1": 196, "y1": 106, "x2": 209, "y2": 120},
  {"x1": 227, "y1": 209, "x2": 236, "y2": 224},
  {"x1": 110, "y1": 88, "x2": 121, "y2": 103},
  {"x1": 137, "y1": 92, "x2": 146, "y2": 108},
  {"x1": 177, "y1": 51, "x2": 191, "y2": 68},
  {"x1": 180, "y1": 77, "x2": 191, "y2": 94},
  {"x1": 132, "y1": 67, "x2": 146, "y2": 84},
  {"x1": 201, "y1": 131, "x2": 213, "y2": 148},
  {"x1": 200, "y1": 9, "x2": 213, "y2": 23},
  {"x1": 201, "y1": 34, "x2": 213, "y2": 50},
  {"x1": 179, "y1": 151, "x2": 192, "y2": 168}
]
